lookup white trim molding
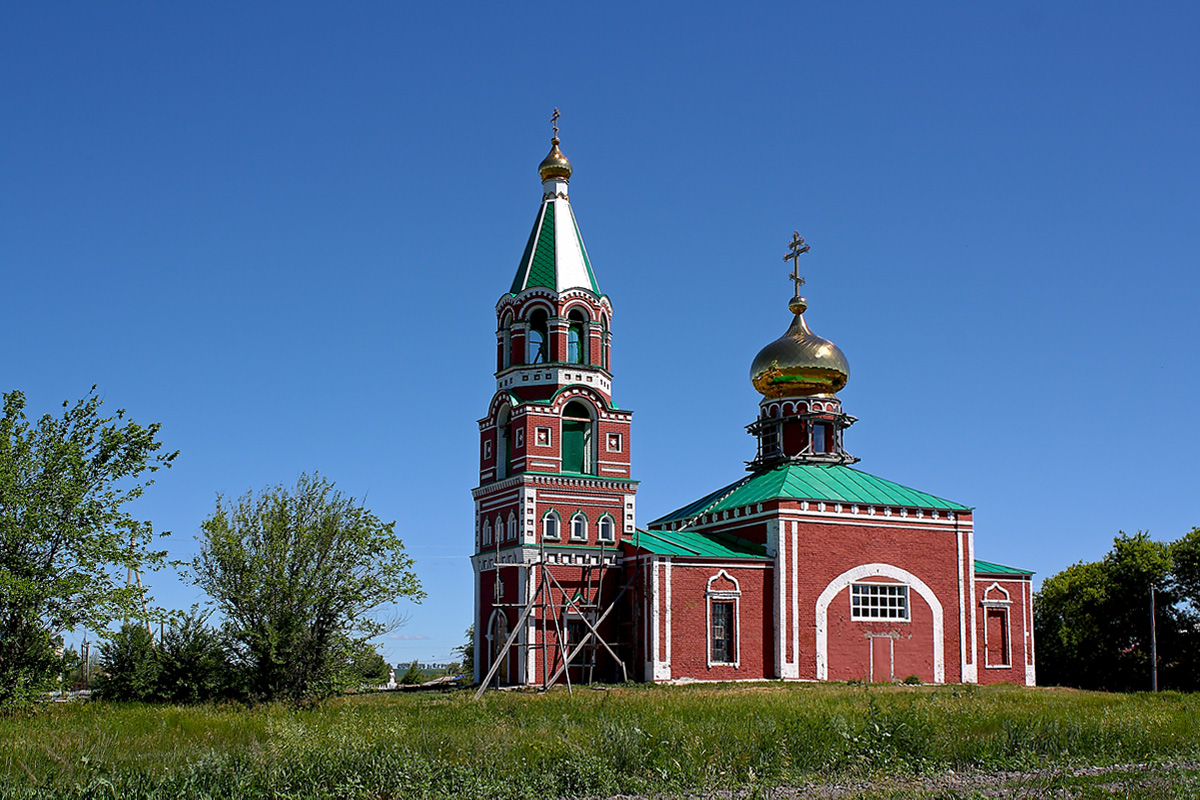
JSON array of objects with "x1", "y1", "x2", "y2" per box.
[
  {"x1": 705, "y1": 569, "x2": 742, "y2": 669},
  {"x1": 815, "y1": 563, "x2": 945, "y2": 684}
]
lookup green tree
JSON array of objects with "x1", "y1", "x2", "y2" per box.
[
  {"x1": 399, "y1": 659, "x2": 423, "y2": 685},
  {"x1": 453, "y1": 624, "x2": 474, "y2": 680},
  {"x1": 193, "y1": 473, "x2": 425, "y2": 702},
  {"x1": 1035, "y1": 531, "x2": 1188, "y2": 691},
  {"x1": 0, "y1": 388, "x2": 175, "y2": 708},
  {"x1": 94, "y1": 623, "x2": 160, "y2": 702},
  {"x1": 340, "y1": 637, "x2": 390, "y2": 687},
  {"x1": 157, "y1": 609, "x2": 234, "y2": 704}
]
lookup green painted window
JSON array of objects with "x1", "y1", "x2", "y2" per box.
[{"x1": 561, "y1": 401, "x2": 593, "y2": 474}]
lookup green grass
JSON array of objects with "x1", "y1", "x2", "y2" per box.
[{"x1": 2, "y1": 683, "x2": 1199, "y2": 798}]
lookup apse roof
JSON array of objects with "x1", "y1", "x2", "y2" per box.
[
  {"x1": 626, "y1": 527, "x2": 770, "y2": 559},
  {"x1": 649, "y1": 463, "x2": 970, "y2": 527},
  {"x1": 974, "y1": 559, "x2": 1034, "y2": 576}
]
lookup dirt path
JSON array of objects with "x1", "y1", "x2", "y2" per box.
[{"x1": 593, "y1": 760, "x2": 1200, "y2": 799}]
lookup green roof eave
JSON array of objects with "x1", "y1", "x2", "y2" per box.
[
  {"x1": 626, "y1": 528, "x2": 770, "y2": 560},
  {"x1": 649, "y1": 463, "x2": 970, "y2": 527},
  {"x1": 974, "y1": 559, "x2": 1034, "y2": 576}
]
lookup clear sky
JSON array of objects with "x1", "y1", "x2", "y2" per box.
[{"x1": 3, "y1": 2, "x2": 1198, "y2": 665}]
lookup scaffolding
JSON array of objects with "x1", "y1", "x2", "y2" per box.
[{"x1": 474, "y1": 535, "x2": 636, "y2": 698}]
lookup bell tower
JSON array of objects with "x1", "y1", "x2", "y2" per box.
[{"x1": 471, "y1": 114, "x2": 637, "y2": 686}]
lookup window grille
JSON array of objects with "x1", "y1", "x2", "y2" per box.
[{"x1": 850, "y1": 583, "x2": 909, "y2": 620}]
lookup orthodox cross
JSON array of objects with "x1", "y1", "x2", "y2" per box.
[
  {"x1": 551, "y1": 108, "x2": 560, "y2": 138},
  {"x1": 784, "y1": 230, "x2": 810, "y2": 296}
]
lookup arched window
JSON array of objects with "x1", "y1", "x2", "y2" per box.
[
  {"x1": 542, "y1": 510, "x2": 561, "y2": 540},
  {"x1": 597, "y1": 514, "x2": 615, "y2": 543},
  {"x1": 494, "y1": 515, "x2": 504, "y2": 545},
  {"x1": 527, "y1": 309, "x2": 549, "y2": 364},
  {"x1": 570, "y1": 512, "x2": 588, "y2": 541},
  {"x1": 500, "y1": 311, "x2": 514, "y2": 370},
  {"x1": 561, "y1": 400, "x2": 594, "y2": 474},
  {"x1": 496, "y1": 406, "x2": 513, "y2": 479},
  {"x1": 482, "y1": 518, "x2": 492, "y2": 546},
  {"x1": 567, "y1": 309, "x2": 588, "y2": 364},
  {"x1": 600, "y1": 314, "x2": 609, "y2": 371},
  {"x1": 507, "y1": 512, "x2": 517, "y2": 541}
]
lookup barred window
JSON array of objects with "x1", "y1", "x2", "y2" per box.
[{"x1": 850, "y1": 583, "x2": 909, "y2": 620}]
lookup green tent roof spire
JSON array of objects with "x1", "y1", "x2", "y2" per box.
[{"x1": 510, "y1": 128, "x2": 600, "y2": 295}]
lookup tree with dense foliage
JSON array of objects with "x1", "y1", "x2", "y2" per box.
[
  {"x1": 1035, "y1": 530, "x2": 1199, "y2": 692},
  {"x1": 0, "y1": 388, "x2": 176, "y2": 708},
  {"x1": 342, "y1": 637, "x2": 390, "y2": 687},
  {"x1": 94, "y1": 623, "x2": 161, "y2": 702},
  {"x1": 156, "y1": 609, "x2": 235, "y2": 703},
  {"x1": 399, "y1": 659, "x2": 423, "y2": 685},
  {"x1": 193, "y1": 473, "x2": 424, "y2": 702}
]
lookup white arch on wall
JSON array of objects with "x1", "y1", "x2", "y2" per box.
[{"x1": 815, "y1": 562, "x2": 945, "y2": 684}]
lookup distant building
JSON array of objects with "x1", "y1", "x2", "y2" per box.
[{"x1": 471, "y1": 126, "x2": 1034, "y2": 687}]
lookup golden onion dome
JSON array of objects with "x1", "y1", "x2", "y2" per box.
[
  {"x1": 749, "y1": 296, "x2": 850, "y2": 398},
  {"x1": 538, "y1": 136, "x2": 572, "y2": 182}
]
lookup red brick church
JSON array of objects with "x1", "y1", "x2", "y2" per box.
[{"x1": 471, "y1": 123, "x2": 1034, "y2": 689}]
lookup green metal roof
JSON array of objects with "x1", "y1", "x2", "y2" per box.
[
  {"x1": 509, "y1": 196, "x2": 601, "y2": 295},
  {"x1": 649, "y1": 463, "x2": 970, "y2": 527},
  {"x1": 974, "y1": 559, "x2": 1034, "y2": 576},
  {"x1": 626, "y1": 528, "x2": 770, "y2": 560}
]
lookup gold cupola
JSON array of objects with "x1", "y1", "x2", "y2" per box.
[
  {"x1": 538, "y1": 138, "x2": 572, "y2": 181},
  {"x1": 749, "y1": 233, "x2": 850, "y2": 398},
  {"x1": 538, "y1": 108, "x2": 572, "y2": 182}
]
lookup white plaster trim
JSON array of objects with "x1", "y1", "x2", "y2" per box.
[
  {"x1": 705, "y1": 569, "x2": 742, "y2": 669},
  {"x1": 980, "y1": 582, "x2": 1012, "y2": 605},
  {"x1": 665, "y1": 559, "x2": 673, "y2": 669},
  {"x1": 957, "y1": 524, "x2": 967, "y2": 682},
  {"x1": 816, "y1": 563, "x2": 945, "y2": 684},
  {"x1": 981, "y1": 598, "x2": 1012, "y2": 669},
  {"x1": 790, "y1": 522, "x2": 799, "y2": 678},
  {"x1": 770, "y1": 519, "x2": 786, "y2": 678},
  {"x1": 539, "y1": 493, "x2": 621, "y2": 504},
  {"x1": 966, "y1": 525, "x2": 978, "y2": 683}
]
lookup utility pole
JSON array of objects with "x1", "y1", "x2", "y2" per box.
[{"x1": 1150, "y1": 585, "x2": 1158, "y2": 692}]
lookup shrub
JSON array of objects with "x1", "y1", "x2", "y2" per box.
[
  {"x1": 399, "y1": 660, "x2": 423, "y2": 685},
  {"x1": 157, "y1": 610, "x2": 234, "y2": 704},
  {"x1": 903, "y1": 674, "x2": 922, "y2": 685},
  {"x1": 94, "y1": 623, "x2": 160, "y2": 702}
]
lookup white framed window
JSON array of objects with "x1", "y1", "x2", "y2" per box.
[
  {"x1": 535, "y1": 427, "x2": 551, "y2": 446},
  {"x1": 506, "y1": 512, "x2": 517, "y2": 541},
  {"x1": 483, "y1": 440, "x2": 492, "y2": 460},
  {"x1": 711, "y1": 601, "x2": 735, "y2": 663},
  {"x1": 543, "y1": 510, "x2": 561, "y2": 540},
  {"x1": 981, "y1": 582, "x2": 1014, "y2": 668},
  {"x1": 597, "y1": 514, "x2": 615, "y2": 543},
  {"x1": 515, "y1": 428, "x2": 525, "y2": 449},
  {"x1": 570, "y1": 512, "x2": 588, "y2": 541},
  {"x1": 482, "y1": 518, "x2": 492, "y2": 546},
  {"x1": 706, "y1": 570, "x2": 741, "y2": 668},
  {"x1": 850, "y1": 583, "x2": 910, "y2": 621},
  {"x1": 606, "y1": 432, "x2": 622, "y2": 453}
]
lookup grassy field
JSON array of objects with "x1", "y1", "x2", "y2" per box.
[{"x1": 2, "y1": 682, "x2": 1198, "y2": 799}]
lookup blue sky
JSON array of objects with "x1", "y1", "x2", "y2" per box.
[{"x1": 3, "y1": 2, "x2": 1198, "y2": 665}]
